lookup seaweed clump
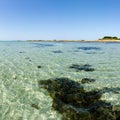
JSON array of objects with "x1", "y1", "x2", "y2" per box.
[
  {"x1": 39, "y1": 78, "x2": 120, "y2": 120},
  {"x1": 69, "y1": 64, "x2": 95, "y2": 72}
]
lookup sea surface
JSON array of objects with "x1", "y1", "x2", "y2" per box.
[{"x1": 0, "y1": 41, "x2": 120, "y2": 120}]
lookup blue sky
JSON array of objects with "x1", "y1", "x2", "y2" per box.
[{"x1": 0, "y1": 0, "x2": 120, "y2": 40}]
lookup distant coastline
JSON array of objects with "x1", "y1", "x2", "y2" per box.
[
  {"x1": 26, "y1": 39, "x2": 120, "y2": 42},
  {"x1": 25, "y1": 36, "x2": 120, "y2": 42}
]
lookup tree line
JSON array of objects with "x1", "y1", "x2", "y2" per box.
[{"x1": 101, "y1": 36, "x2": 120, "y2": 40}]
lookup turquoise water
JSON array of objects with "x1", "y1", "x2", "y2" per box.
[{"x1": 0, "y1": 41, "x2": 120, "y2": 120}]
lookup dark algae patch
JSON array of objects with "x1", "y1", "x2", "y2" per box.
[
  {"x1": 19, "y1": 51, "x2": 25, "y2": 53},
  {"x1": 37, "y1": 65, "x2": 42, "y2": 68},
  {"x1": 31, "y1": 103, "x2": 39, "y2": 110},
  {"x1": 81, "y1": 78, "x2": 95, "y2": 84},
  {"x1": 25, "y1": 57, "x2": 32, "y2": 61},
  {"x1": 25, "y1": 57, "x2": 30, "y2": 59},
  {"x1": 77, "y1": 47, "x2": 101, "y2": 51},
  {"x1": 86, "y1": 52, "x2": 96, "y2": 54},
  {"x1": 33, "y1": 43, "x2": 54, "y2": 48},
  {"x1": 52, "y1": 50, "x2": 63, "y2": 53},
  {"x1": 116, "y1": 116, "x2": 120, "y2": 120},
  {"x1": 39, "y1": 78, "x2": 120, "y2": 120},
  {"x1": 69, "y1": 64, "x2": 95, "y2": 72}
]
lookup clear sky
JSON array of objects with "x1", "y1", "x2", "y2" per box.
[{"x1": 0, "y1": 0, "x2": 120, "y2": 40}]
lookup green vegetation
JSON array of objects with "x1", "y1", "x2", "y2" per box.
[{"x1": 101, "y1": 36, "x2": 120, "y2": 40}]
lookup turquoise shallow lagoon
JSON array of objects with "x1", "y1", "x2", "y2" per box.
[{"x1": 0, "y1": 41, "x2": 120, "y2": 119}]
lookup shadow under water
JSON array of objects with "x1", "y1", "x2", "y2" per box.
[{"x1": 39, "y1": 78, "x2": 120, "y2": 120}]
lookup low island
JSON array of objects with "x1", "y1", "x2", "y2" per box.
[
  {"x1": 26, "y1": 36, "x2": 120, "y2": 42},
  {"x1": 97, "y1": 36, "x2": 120, "y2": 42}
]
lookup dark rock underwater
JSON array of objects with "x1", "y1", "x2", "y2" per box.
[{"x1": 39, "y1": 78, "x2": 120, "y2": 120}]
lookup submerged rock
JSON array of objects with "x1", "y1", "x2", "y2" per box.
[
  {"x1": 81, "y1": 78, "x2": 95, "y2": 84},
  {"x1": 39, "y1": 78, "x2": 120, "y2": 120},
  {"x1": 69, "y1": 64, "x2": 95, "y2": 72}
]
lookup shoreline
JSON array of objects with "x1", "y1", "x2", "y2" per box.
[
  {"x1": 0, "y1": 40, "x2": 120, "y2": 42},
  {"x1": 26, "y1": 39, "x2": 120, "y2": 42}
]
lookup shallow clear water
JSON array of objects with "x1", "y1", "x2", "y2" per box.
[{"x1": 0, "y1": 41, "x2": 120, "y2": 120}]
